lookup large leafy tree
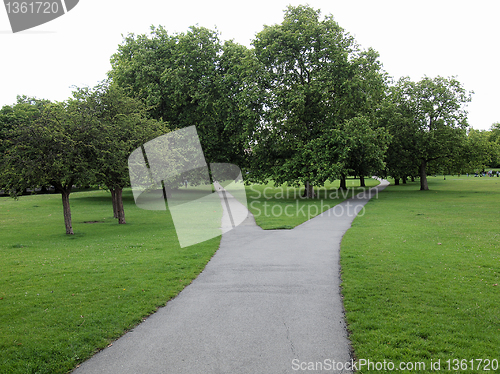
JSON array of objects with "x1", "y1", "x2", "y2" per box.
[
  {"x1": 461, "y1": 128, "x2": 500, "y2": 172},
  {"x1": 249, "y1": 5, "x2": 387, "y2": 196},
  {"x1": 391, "y1": 76, "x2": 472, "y2": 190},
  {"x1": 1, "y1": 100, "x2": 95, "y2": 234},
  {"x1": 379, "y1": 94, "x2": 419, "y2": 184},
  {"x1": 0, "y1": 97, "x2": 51, "y2": 191},
  {"x1": 109, "y1": 26, "x2": 258, "y2": 168},
  {"x1": 69, "y1": 81, "x2": 167, "y2": 224}
]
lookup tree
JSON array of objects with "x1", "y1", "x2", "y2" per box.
[
  {"x1": 2, "y1": 101, "x2": 95, "y2": 234},
  {"x1": 340, "y1": 116, "x2": 390, "y2": 187},
  {"x1": 489, "y1": 123, "x2": 500, "y2": 144},
  {"x1": 214, "y1": 40, "x2": 264, "y2": 169},
  {"x1": 249, "y1": 5, "x2": 387, "y2": 196},
  {"x1": 461, "y1": 128, "x2": 500, "y2": 172},
  {"x1": 69, "y1": 81, "x2": 168, "y2": 224},
  {"x1": 109, "y1": 26, "x2": 256, "y2": 168},
  {"x1": 0, "y1": 97, "x2": 51, "y2": 191},
  {"x1": 379, "y1": 92, "x2": 419, "y2": 184},
  {"x1": 391, "y1": 76, "x2": 472, "y2": 190}
]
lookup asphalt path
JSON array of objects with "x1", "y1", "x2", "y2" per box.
[{"x1": 73, "y1": 179, "x2": 389, "y2": 374}]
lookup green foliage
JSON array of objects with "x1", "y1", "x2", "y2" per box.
[
  {"x1": 68, "y1": 81, "x2": 168, "y2": 191},
  {"x1": 0, "y1": 85, "x2": 167, "y2": 232},
  {"x1": 489, "y1": 122, "x2": 500, "y2": 144},
  {"x1": 379, "y1": 97, "x2": 419, "y2": 180},
  {"x1": 386, "y1": 76, "x2": 472, "y2": 189},
  {"x1": 1, "y1": 100, "x2": 94, "y2": 196},
  {"x1": 340, "y1": 116, "x2": 390, "y2": 183},
  {"x1": 248, "y1": 5, "x2": 388, "y2": 191},
  {"x1": 486, "y1": 123, "x2": 500, "y2": 167},
  {"x1": 458, "y1": 129, "x2": 500, "y2": 172},
  {"x1": 0, "y1": 97, "x2": 51, "y2": 188},
  {"x1": 109, "y1": 26, "x2": 257, "y2": 167}
]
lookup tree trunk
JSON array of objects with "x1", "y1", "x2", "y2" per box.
[
  {"x1": 359, "y1": 175, "x2": 366, "y2": 187},
  {"x1": 339, "y1": 175, "x2": 347, "y2": 190},
  {"x1": 411, "y1": 175, "x2": 415, "y2": 182},
  {"x1": 394, "y1": 178, "x2": 400, "y2": 185},
  {"x1": 419, "y1": 160, "x2": 429, "y2": 190},
  {"x1": 402, "y1": 176, "x2": 407, "y2": 184},
  {"x1": 302, "y1": 181, "x2": 316, "y2": 198},
  {"x1": 161, "y1": 181, "x2": 172, "y2": 199},
  {"x1": 110, "y1": 188, "x2": 118, "y2": 219},
  {"x1": 61, "y1": 189, "x2": 74, "y2": 235},
  {"x1": 115, "y1": 188, "x2": 126, "y2": 224}
]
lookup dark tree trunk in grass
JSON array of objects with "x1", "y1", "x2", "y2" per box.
[
  {"x1": 60, "y1": 188, "x2": 74, "y2": 235},
  {"x1": 411, "y1": 175, "x2": 415, "y2": 182},
  {"x1": 394, "y1": 178, "x2": 400, "y2": 185},
  {"x1": 110, "y1": 188, "x2": 118, "y2": 219},
  {"x1": 302, "y1": 181, "x2": 316, "y2": 198},
  {"x1": 359, "y1": 175, "x2": 366, "y2": 187},
  {"x1": 339, "y1": 175, "x2": 347, "y2": 190},
  {"x1": 115, "y1": 188, "x2": 126, "y2": 224},
  {"x1": 419, "y1": 160, "x2": 429, "y2": 190},
  {"x1": 402, "y1": 176, "x2": 407, "y2": 184}
]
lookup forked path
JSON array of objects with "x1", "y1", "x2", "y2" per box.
[{"x1": 73, "y1": 180, "x2": 389, "y2": 374}]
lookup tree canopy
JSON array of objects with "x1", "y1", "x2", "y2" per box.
[
  {"x1": 1, "y1": 99, "x2": 96, "y2": 234},
  {"x1": 248, "y1": 5, "x2": 388, "y2": 196},
  {"x1": 68, "y1": 81, "x2": 167, "y2": 224},
  {"x1": 387, "y1": 76, "x2": 473, "y2": 190},
  {"x1": 108, "y1": 25, "x2": 258, "y2": 168}
]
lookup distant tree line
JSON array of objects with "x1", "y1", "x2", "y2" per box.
[{"x1": 1, "y1": 5, "x2": 499, "y2": 234}]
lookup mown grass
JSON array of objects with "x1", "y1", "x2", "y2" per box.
[
  {"x1": 0, "y1": 178, "x2": 375, "y2": 373},
  {"x1": 246, "y1": 178, "x2": 380, "y2": 229},
  {"x1": 7, "y1": 176, "x2": 495, "y2": 374},
  {"x1": 340, "y1": 176, "x2": 500, "y2": 373},
  {"x1": 0, "y1": 189, "x2": 221, "y2": 374}
]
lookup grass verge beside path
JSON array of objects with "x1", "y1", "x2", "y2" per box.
[
  {"x1": 341, "y1": 177, "x2": 500, "y2": 373},
  {"x1": 246, "y1": 178, "x2": 380, "y2": 229},
  {"x1": 0, "y1": 189, "x2": 220, "y2": 374}
]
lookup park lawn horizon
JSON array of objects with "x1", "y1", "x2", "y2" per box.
[{"x1": 340, "y1": 176, "x2": 500, "y2": 373}]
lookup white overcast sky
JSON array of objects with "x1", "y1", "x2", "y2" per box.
[{"x1": 0, "y1": 0, "x2": 498, "y2": 130}]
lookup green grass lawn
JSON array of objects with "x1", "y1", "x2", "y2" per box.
[
  {"x1": 340, "y1": 176, "x2": 500, "y2": 373},
  {"x1": 0, "y1": 189, "x2": 221, "y2": 374},
  {"x1": 4, "y1": 176, "x2": 497, "y2": 374},
  {"x1": 0, "y1": 179, "x2": 372, "y2": 373},
  {"x1": 246, "y1": 178, "x2": 380, "y2": 229}
]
